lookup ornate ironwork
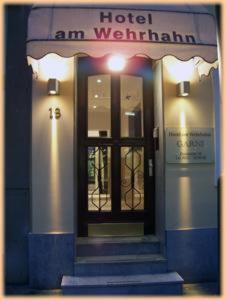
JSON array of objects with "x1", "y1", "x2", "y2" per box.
[
  {"x1": 121, "y1": 147, "x2": 144, "y2": 210},
  {"x1": 88, "y1": 146, "x2": 110, "y2": 211}
]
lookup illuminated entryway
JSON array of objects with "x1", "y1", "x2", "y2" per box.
[
  {"x1": 24, "y1": 5, "x2": 220, "y2": 290},
  {"x1": 77, "y1": 56, "x2": 154, "y2": 236}
]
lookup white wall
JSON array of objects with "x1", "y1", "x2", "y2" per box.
[
  {"x1": 31, "y1": 55, "x2": 74, "y2": 233},
  {"x1": 162, "y1": 56, "x2": 218, "y2": 230},
  {"x1": 30, "y1": 53, "x2": 218, "y2": 233}
]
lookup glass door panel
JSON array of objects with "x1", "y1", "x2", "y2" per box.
[
  {"x1": 120, "y1": 75, "x2": 144, "y2": 137},
  {"x1": 88, "y1": 75, "x2": 111, "y2": 137},
  {"x1": 88, "y1": 146, "x2": 111, "y2": 211},
  {"x1": 121, "y1": 147, "x2": 144, "y2": 210}
]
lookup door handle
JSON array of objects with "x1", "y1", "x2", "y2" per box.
[{"x1": 148, "y1": 159, "x2": 153, "y2": 177}]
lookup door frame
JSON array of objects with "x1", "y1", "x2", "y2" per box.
[{"x1": 77, "y1": 55, "x2": 155, "y2": 236}]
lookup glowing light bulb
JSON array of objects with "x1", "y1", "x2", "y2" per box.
[
  {"x1": 49, "y1": 90, "x2": 57, "y2": 95},
  {"x1": 107, "y1": 55, "x2": 126, "y2": 71},
  {"x1": 125, "y1": 111, "x2": 135, "y2": 116}
]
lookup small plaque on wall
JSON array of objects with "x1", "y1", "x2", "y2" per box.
[{"x1": 166, "y1": 128, "x2": 214, "y2": 163}]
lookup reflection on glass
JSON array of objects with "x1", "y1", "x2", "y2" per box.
[
  {"x1": 120, "y1": 75, "x2": 143, "y2": 137},
  {"x1": 88, "y1": 75, "x2": 111, "y2": 137},
  {"x1": 88, "y1": 146, "x2": 111, "y2": 211},
  {"x1": 121, "y1": 147, "x2": 144, "y2": 210}
]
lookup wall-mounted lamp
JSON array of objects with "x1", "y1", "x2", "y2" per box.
[
  {"x1": 177, "y1": 81, "x2": 190, "y2": 97},
  {"x1": 48, "y1": 78, "x2": 60, "y2": 95}
]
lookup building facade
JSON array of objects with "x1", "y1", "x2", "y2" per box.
[{"x1": 5, "y1": 4, "x2": 220, "y2": 295}]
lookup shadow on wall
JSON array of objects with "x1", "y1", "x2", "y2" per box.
[{"x1": 5, "y1": 5, "x2": 32, "y2": 284}]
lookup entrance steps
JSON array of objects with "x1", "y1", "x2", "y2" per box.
[
  {"x1": 62, "y1": 272, "x2": 183, "y2": 295},
  {"x1": 61, "y1": 235, "x2": 184, "y2": 295},
  {"x1": 74, "y1": 253, "x2": 167, "y2": 276},
  {"x1": 77, "y1": 235, "x2": 160, "y2": 256}
]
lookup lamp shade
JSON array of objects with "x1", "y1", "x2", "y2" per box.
[
  {"x1": 48, "y1": 78, "x2": 59, "y2": 95},
  {"x1": 177, "y1": 81, "x2": 190, "y2": 97}
]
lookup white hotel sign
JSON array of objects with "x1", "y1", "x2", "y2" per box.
[
  {"x1": 166, "y1": 128, "x2": 214, "y2": 163},
  {"x1": 28, "y1": 8, "x2": 216, "y2": 46}
]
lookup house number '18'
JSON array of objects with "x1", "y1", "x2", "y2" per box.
[{"x1": 49, "y1": 108, "x2": 61, "y2": 119}]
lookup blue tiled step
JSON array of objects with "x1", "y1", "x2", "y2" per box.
[
  {"x1": 61, "y1": 272, "x2": 184, "y2": 295},
  {"x1": 77, "y1": 235, "x2": 160, "y2": 256},
  {"x1": 74, "y1": 254, "x2": 167, "y2": 276}
]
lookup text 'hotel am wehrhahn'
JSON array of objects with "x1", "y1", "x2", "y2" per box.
[{"x1": 54, "y1": 11, "x2": 197, "y2": 44}]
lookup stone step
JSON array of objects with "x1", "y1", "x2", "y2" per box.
[
  {"x1": 74, "y1": 254, "x2": 167, "y2": 276},
  {"x1": 62, "y1": 272, "x2": 184, "y2": 295},
  {"x1": 77, "y1": 235, "x2": 160, "y2": 256}
]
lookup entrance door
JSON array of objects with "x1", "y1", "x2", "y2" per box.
[{"x1": 77, "y1": 56, "x2": 154, "y2": 236}]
